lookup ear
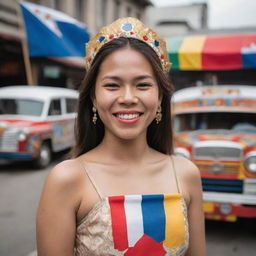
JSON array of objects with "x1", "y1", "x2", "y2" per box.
[
  {"x1": 158, "y1": 90, "x2": 163, "y2": 106},
  {"x1": 90, "y1": 92, "x2": 97, "y2": 109},
  {"x1": 92, "y1": 98, "x2": 97, "y2": 109}
]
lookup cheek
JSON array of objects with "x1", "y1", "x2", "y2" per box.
[
  {"x1": 94, "y1": 87, "x2": 107, "y2": 108},
  {"x1": 94, "y1": 90, "x2": 115, "y2": 119},
  {"x1": 142, "y1": 90, "x2": 161, "y2": 110},
  {"x1": 146, "y1": 98, "x2": 159, "y2": 111},
  {"x1": 95, "y1": 103, "x2": 111, "y2": 126},
  {"x1": 96, "y1": 100, "x2": 110, "y2": 114}
]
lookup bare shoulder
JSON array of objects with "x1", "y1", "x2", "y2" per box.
[
  {"x1": 172, "y1": 155, "x2": 200, "y2": 180},
  {"x1": 45, "y1": 158, "x2": 85, "y2": 191},
  {"x1": 37, "y1": 158, "x2": 88, "y2": 215},
  {"x1": 172, "y1": 155, "x2": 203, "y2": 205}
]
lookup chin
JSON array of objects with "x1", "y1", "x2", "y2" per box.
[
  {"x1": 117, "y1": 133, "x2": 141, "y2": 141},
  {"x1": 112, "y1": 129, "x2": 145, "y2": 141}
]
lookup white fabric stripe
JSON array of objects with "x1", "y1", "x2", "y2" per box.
[{"x1": 124, "y1": 195, "x2": 144, "y2": 247}]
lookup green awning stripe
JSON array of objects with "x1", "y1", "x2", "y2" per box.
[{"x1": 166, "y1": 37, "x2": 184, "y2": 70}]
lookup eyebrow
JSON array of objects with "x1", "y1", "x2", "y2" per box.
[{"x1": 102, "y1": 75, "x2": 155, "y2": 82}]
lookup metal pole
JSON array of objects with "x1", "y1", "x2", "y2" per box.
[{"x1": 16, "y1": 0, "x2": 34, "y2": 85}]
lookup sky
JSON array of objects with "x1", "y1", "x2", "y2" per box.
[{"x1": 151, "y1": 0, "x2": 256, "y2": 29}]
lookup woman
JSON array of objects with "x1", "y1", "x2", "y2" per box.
[{"x1": 36, "y1": 17, "x2": 206, "y2": 256}]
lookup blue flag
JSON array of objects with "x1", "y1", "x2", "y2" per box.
[{"x1": 20, "y1": 1, "x2": 90, "y2": 59}]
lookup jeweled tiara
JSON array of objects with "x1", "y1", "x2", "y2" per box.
[{"x1": 85, "y1": 17, "x2": 171, "y2": 72}]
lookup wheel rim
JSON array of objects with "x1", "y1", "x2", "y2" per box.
[{"x1": 39, "y1": 145, "x2": 50, "y2": 167}]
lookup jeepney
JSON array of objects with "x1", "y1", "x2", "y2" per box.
[
  {"x1": 172, "y1": 85, "x2": 256, "y2": 221},
  {"x1": 0, "y1": 86, "x2": 78, "y2": 168}
]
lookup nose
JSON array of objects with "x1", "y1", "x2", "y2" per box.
[{"x1": 117, "y1": 86, "x2": 138, "y2": 104}]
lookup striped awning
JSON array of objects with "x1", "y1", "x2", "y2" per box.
[{"x1": 166, "y1": 34, "x2": 256, "y2": 70}]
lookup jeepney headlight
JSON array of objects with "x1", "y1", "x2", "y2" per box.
[
  {"x1": 175, "y1": 147, "x2": 191, "y2": 159},
  {"x1": 244, "y1": 155, "x2": 256, "y2": 173},
  {"x1": 17, "y1": 129, "x2": 29, "y2": 141}
]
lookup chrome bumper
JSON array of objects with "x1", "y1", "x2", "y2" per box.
[{"x1": 203, "y1": 192, "x2": 256, "y2": 205}]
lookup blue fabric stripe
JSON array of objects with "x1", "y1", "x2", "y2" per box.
[{"x1": 141, "y1": 194, "x2": 165, "y2": 242}]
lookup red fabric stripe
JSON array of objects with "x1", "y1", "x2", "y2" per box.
[
  {"x1": 124, "y1": 234, "x2": 166, "y2": 256},
  {"x1": 108, "y1": 196, "x2": 128, "y2": 251},
  {"x1": 202, "y1": 34, "x2": 247, "y2": 70}
]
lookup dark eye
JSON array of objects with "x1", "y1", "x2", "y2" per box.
[
  {"x1": 137, "y1": 83, "x2": 152, "y2": 89},
  {"x1": 103, "y1": 83, "x2": 119, "y2": 89}
]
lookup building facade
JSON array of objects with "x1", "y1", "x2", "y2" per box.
[
  {"x1": 0, "y1": 0, "x2": 151, "y2": 88},
  {"x1": 145, "y1": 3, "x2": 208, "y2": 37},
  {"x1": 0, "y1": 0, "x2": 26, "y2": 85},
  {"x1": 30, "y1": 0, "x2": 150, "y2": 34}
]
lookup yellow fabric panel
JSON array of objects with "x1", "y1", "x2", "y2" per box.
[
  {"x1": 179, "y1": 36, "x2": 206, "y2": 70},
  {"x1": 164, "y1": 194, "x2": 185, "y2": 248}
]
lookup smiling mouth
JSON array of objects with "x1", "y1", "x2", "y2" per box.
[{"x1": 113, "y1": 112, "x2": 143, "y2": 120}]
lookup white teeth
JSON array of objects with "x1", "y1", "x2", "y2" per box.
[{"x1": 116, "y1": 113, "x2": 140, "y2": 120}]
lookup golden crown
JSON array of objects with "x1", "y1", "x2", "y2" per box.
[{"x1": 85, "y1": 17, "x2": 171, "y2": 72}]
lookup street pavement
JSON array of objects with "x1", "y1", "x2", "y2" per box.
[
  {"x1": 0, "y1": 160, "x2": 49, "y2": 256},
  {"x1": 0, "y1": 155, "x2": 256, "y2": 256}
]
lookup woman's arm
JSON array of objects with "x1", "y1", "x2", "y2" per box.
[
  {"x1": 36, "y1": 160, "x2": 82, "y2": 256},
  {"x1": 185, "y1": 164, "x2": 206, "y2": 256},
  {"x1": 175, "y1": 156, "x2": 206, "y2": 256}
]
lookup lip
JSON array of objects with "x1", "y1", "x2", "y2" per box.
[
  {"x1": 113, "y1": 111, "x2": 142, "y2": 115},
  {"x1": 113, "y1": 111, "x2": 143, "y2": 124}
]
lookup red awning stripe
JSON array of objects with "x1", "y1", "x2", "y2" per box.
[{"x1": 167, "y1": 33, "x2": 256, "y2": 70}]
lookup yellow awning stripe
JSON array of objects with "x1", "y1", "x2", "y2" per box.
[{"x1": 179, "y1": 35, "x2": 206, "y2": 70}]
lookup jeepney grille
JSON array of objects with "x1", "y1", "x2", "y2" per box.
[
  {"x1": 196, "y1": 163, "x2": 240, "y2": 176},
  {"x1": 0, "y1": 131, "x2": 18, "y2": 152},
  {"x1": 194, "y1": 146, "x2": 241, "y2": 160},
  {"x1": 202, "y1": 178, "x2": 243, "y2": 194}
]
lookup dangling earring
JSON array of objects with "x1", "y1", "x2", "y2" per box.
[
  {"x1": 92, "y1": 106, "x2": 97, "y2": 124},
  {"x1": 155, "y1": 105, "x2": 162, "y2": 124}
]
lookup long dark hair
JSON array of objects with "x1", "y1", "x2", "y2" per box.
[{"x1": 71, "y1": 37, "x2": 174, "y2": 157}]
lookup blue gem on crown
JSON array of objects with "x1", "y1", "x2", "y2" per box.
[
  {"x1": 122, "y1": 23, "x2": 132, "y2": 32},
  {"x1": 98, "y1": 36, "x2": 105, "y2": 42},
  {"x1": 154, "y1": 40, "x2": 160, "y2": 47}
]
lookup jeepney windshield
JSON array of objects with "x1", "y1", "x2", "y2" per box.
[
  {"x1": 0, "y1": 99, "x2": 44, "y2": 116},
  {"x1": 174, "y1": 112, "x2": 256, "y2": 133}
]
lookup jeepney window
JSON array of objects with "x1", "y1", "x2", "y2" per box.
[
  {"x1": 0, "y1": 99, "x2": 43, "y2": 116},
  {"x1": 65, "y1": 98, "x2": 77, "y2": 114},
  {"x1": 174, "y1": 112, "x2": 256, "y2": 133},
  {"x1": 48, "y1": 99, "x2": 61, "y2": 116}
]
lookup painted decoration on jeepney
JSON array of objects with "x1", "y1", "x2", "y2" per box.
[
  {"x1": 175, "y1": 98, "x2": 256, "y2": 109},
  {"x1": 174, "y1": 87, "x2": 256, "y2": 113},
  {"x1": 52, "y1": 123, "x2": 64, "y2": 145},
  {"x1": 52, "y1": 121, "x2": 74, "y2": 151},
  {"x1": 0, "y1": 126, "x2": 4, "y2": 134},
  {"x1": 175, "y1": 133, "x2": 256, "y2": 179},
  {"x1": 27, "y1": 134, "x2": 41, "y2": 152},
  {"x1": 175, "y1": 133, "x2": 256, "y2": 146},
  {"x1": 201, "y1": 88, "x2": 240, "y2": 96}
]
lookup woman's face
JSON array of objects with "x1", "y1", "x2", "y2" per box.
[{"x1": 94, "y1": 47, "x2": 161, "y2": 141}]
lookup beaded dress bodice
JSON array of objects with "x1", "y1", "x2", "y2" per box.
[{"x1": 74, "y1": 159, "x2": 189, "y2": 256}]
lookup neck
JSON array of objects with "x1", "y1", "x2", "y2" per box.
[{"x1": 97, "y1": 133, "x2": 151, "y2": 163}]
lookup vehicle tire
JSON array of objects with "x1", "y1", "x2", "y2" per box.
[{"x1": 33, "y1": 142, "x2": 52, "y2": 169}]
